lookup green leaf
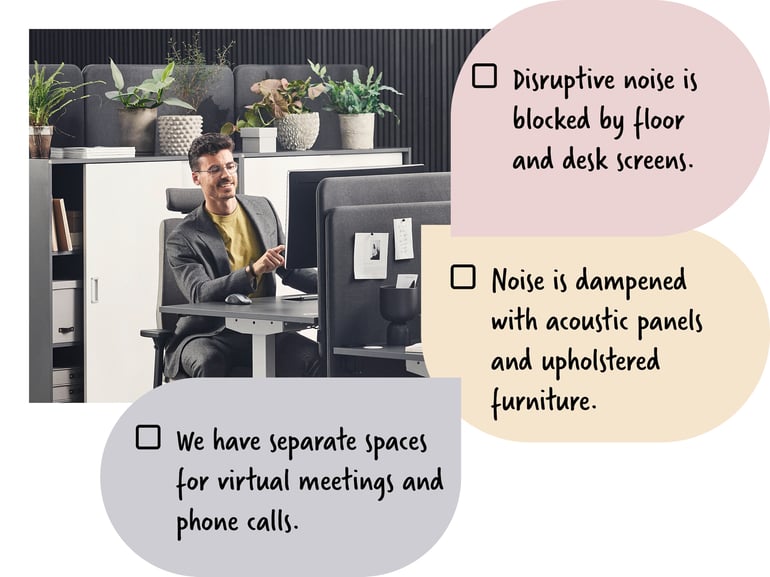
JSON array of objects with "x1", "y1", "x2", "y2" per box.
[
  {"x1": 163, "y1": 96, "x2": 195, "y2": 110},
  {"x1": 30, "y1": 61, "x2": 105, "y2": 125},
  {"x1": 307, "y1": 62, "x2": 402, "y2": 120},
  {"x1": 160, "y1": 61, "x2": 175, "y2": 82},
  {"x1": 109, "y1": 58, "x2": 125, "y2": 91},
  {"x1": 105, "y1": 59, "x2": 193, "y2": 110}
]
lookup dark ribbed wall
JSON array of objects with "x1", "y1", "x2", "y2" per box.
[{"x1": 29, "y1": 29, "x2": 488, "y2": 172}]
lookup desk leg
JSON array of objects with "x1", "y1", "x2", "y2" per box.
[
  {"x1": 251, "y1": 334, "x2": 276, "y2": 377},
  {"x1": 226, "y1": 318, "x2": 284, "y2": 378}
]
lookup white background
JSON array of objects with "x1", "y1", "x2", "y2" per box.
[{"x1": 6, "y1": 1, "x2": 769, "y2": 575}]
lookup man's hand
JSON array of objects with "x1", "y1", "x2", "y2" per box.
[{"x1": 252, "y1": 245, "x2": 286, "y2": 275}]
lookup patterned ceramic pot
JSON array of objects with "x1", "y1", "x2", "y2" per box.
[
  {"x1": 157, "y1": 115, "x2": 203, "y2": 156},
  {"x1": 276, "y1": 112, "x2": 320, "y2": 151}
]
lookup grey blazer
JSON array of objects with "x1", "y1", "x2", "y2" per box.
[{"x1": 163, "y1": 195, "x2": 317, "y2": 378}]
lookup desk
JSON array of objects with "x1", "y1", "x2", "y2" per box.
[
  {"x1": 160, "y1": 297, "x2": 318, "y2": 377},
  {"x1": 333, "y1": 345, "x2": 429, "y2": 377}
]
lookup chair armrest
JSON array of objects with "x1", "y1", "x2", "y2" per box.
[
  {"x1": 140, "y1": 328, "x2": 172, "y2": 343},
  {"x1": 139, "y1": 328, "x2": 173, "y2": 388}
]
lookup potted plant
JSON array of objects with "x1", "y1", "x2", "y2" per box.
[
  {"x1": 160, "y1": 33, "x2": 236, "y2": 155},
  {"x1": 309, "y1": 60, "x2": 402, "y2": 149},
  {"x1": 257, "y1": 77, "x2": 326, "y2": 151},
  {"x1": 166, "y1": 32, "x2": 235, "y2": 113},
  {"x1": 105, "y1": 59, "x2": 194, "y2": 154},
  {"x1": 223, "y1": 76, "x2": 325, "y2": 151},
  {"x1": 220, "y1": 85, "x2": 279, "y2": 153},
  {"x1": 220, "y1": 100, "x2": 278, "y2": 153},
  {"x1": 29, "y1": 61, "x2": 104, "y2": 158}
]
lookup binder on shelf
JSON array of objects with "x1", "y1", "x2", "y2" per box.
[
  {"x1": 52, "y1": 198, "x2": 73, "y2": 252},
  {"x1": 50, "y1": 210, "x2": 58, "y2": 251}
]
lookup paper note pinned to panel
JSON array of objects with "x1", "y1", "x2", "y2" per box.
[
  {"x1": 354, "y1": 232, "x2": 389, "y2": 279},
  {"x1": 394, "y1": 218, "x2": 414, "y2": 260}
]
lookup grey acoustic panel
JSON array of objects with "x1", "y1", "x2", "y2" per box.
[
  {"x1": 324, "y1": 200, "x2": 450, "y2": 375},
  {"x1": 317, "y1": 172, "x2": 451, "y2": 216},
  {"x1": 316, "y1": 171, "x2": 450, "y2": 363}
]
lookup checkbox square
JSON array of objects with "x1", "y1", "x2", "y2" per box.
[
  {"x1": 451, "y1": 264, "x2": 476, "y2": 290},
  {"x1": 472, "y1": 63, "x2": 497, "y2": 88},
  {"x1": 135, "y1": 424, "x2": 161, "y2": 450}
]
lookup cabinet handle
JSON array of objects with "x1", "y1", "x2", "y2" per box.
[
  {"x1": 58, "y1": 326, "x2": 75, "y2": 334},
  {"x1": 91, "y1": 277, "x2": 99, "y2": 303}
]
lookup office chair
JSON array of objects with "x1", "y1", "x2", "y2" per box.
[
  {"x1": 140, "y1": 187, "x2": 317, "y2": 387},
  {"x1": 139, "y1": 187, "x2": 203, "y2": 388},
  {"x1": 139, "y1": 187, "x2": 250, "y2": 387}
]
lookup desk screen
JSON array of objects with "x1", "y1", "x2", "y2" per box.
[{"x1": 284, "y1": 163, "x2": 425, "y2": 270}]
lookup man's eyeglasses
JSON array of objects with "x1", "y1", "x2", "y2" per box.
[{"x1": 194, "y1": 161, "x2": 238, "y2": 176}]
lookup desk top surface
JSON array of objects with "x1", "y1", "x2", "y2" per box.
[
  {"x1": 333, "y1": 345, "x2": 424, "y2": 361},
  {"x1": 160, "y1": 296, "x2": 318, "y2": 324}
]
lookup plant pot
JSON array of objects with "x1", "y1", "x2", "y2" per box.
[
  {"x1": 157, "y1": 114, "x2": 203, "y2": 156},
  {"x1": 117, "y1": 108, "x2": 158, "y2": 155},
  {"x1": 29, "y1": 125, "x2": 54, "y2": 159},
  {"x1": 339, "y1": 113, "x2": 375, "y2": 149},
  {"x1": 276, "y1": 112, "x2": 320, "y2": 151},
  {"x1": 240, "y1": 126, "x2": 277, "y2": 153}
]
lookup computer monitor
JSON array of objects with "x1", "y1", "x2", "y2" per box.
[{"x1": 284, "y1": 163, "x2": 425, "y2": 270}]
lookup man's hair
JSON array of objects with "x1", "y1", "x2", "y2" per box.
[{"x1": 188, "y1": 133, "x2": 235, "y2": 170}]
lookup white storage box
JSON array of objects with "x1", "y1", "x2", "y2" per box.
[
  {"x1": 240, "y1": 127, "x2": 277, "y2": 153},
  {"x1": 52, "y1": 280, "x2": 83, "y2": 344},
  {"x1": 52, "y1": 367, "x2": 84, "y2": 402}
]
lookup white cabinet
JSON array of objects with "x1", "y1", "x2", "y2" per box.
[{"x1": 83, "y1": 160, "x2": 189, "y2": 402}]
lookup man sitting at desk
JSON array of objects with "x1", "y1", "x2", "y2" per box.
[{"x1": 164, "y1": 132, "x2": 321, "y2": 379}]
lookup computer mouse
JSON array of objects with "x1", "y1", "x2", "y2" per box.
[{"x1": 225, "y1": 293, "x2": 252, "y2": 305}]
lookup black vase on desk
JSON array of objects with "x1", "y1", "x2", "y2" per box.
[{"x1": 379, "y1": 285, "x2": 419, "y2": 346}]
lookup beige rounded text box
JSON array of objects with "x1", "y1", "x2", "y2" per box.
[{"x1": 422, "y1": 227, "x2": 769, "y2": 441}]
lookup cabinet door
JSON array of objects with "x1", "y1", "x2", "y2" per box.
[{"x1": 84, "y1": 161, "x2": 190, "y2": 402}]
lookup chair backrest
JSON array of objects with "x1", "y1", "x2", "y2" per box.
[{"x1": 156, "y1": 188, "x2": 204, "y2": 331}]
